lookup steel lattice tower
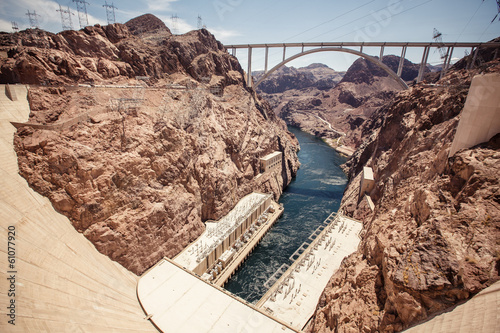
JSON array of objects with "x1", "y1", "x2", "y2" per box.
[
  {"x1": 25, "y1": 10, "x2": 40, "y2": 29},
  {"x1": 57, "y1": 5, "x2": 74, "y2": 31},
  {"x1": 198, "y1": 15, "x2": 207, "y2": 29},
  {"x1": 171, "y1": 14, "x2": 179, "y2": 34},
  {"x1": 73, "y1": 0, "x2": 90, "y2": 29},
  {"x1": 11, "y1": 21, "x2": 19, "y2": 32},
  {"x1": 197, "y1": 15, "x2": 203, "y2": 29},
  {"x1": 103, "y1": 2, "x2": 117, "y2": 25},
  {"x1": 433, "y1": 28, "x2": 448, "y2": 59}
]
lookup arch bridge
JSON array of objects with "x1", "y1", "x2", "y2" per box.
[{"x1": 224, "y1": 42, "x2": 500, "y2": 90}]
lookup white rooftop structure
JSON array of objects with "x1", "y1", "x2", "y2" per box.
[
  {"x1": 261, "y1": 151, "x2": 282, "y2": 162},
  {"x1": 363, "y1": 166, "x2": 374, "y2": 181},
  {"x1": 259, "y1": 214, "x2": 363, "y2": 330},
  {"x1": 137, "y1": 258, "x2": 299, "y2": 333},
  {"x1": 174, "y1": 192, "x2": 270, "y2": 272}
]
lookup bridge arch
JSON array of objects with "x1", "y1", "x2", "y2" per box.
[{"x1": 254, "y1": 47, "x2": 409, "y2": 90}]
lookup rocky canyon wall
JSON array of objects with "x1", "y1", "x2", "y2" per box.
[
  {"x1": 3, "y1": 15, "x2": 300, "y2": 275},
  {"x1": 309, "y1": 58, "x2": 500, "y2": 332}
]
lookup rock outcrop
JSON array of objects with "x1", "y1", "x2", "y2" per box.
[
  {"x1": 254, "y1": 63, "x2": 344, "y2": 94},
  {"x1": 0, "y1": 14, "x2": 240, "y2": 88},
  {"x1": 308, "y1": 58, "x2": 500, "y2": 332},
  {"x1": 6, "y1": 15, "x2": 300, "y2": 275}
]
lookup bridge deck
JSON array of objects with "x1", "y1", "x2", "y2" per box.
[{"x1": 225, "y1": 41, "x2": 500, "y2": 49}]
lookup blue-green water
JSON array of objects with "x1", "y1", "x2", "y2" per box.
[{"x1": 224, "y1": 127, "x2": 348, "y2": 303}]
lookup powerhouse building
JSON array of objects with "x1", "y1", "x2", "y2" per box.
[
  {"x1": 174, "y1": 192, "x2": 273, "y2": 277},
  {"x1": 260, "y1": 151, "x2": 282, "y2": 173}
]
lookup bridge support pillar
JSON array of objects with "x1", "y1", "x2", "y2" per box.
[
  {"x1": 397, "y1": 46, "x2": 407, "y2": 78},
  {"x1": 417, "y1": 46, "x2": 430, "y2": 83},
  {"x1": 379, "y1": 45, "x2": 385, "y2": 62},
  {"x1": 471, "y1": 47, "x2": 480, "y2": 69},
  {"x1": 282, "y1": 45, "x2": 286, "y2": 62},
  {"x1": 247, "y1": 47, "x2": 252, "y2": 88},
  {"x1": 264, "y1": 46, "x2": 269, "y2": 74},
  {"x1": 440, "y1": 46, "x2": 454, "y2": 79},
  {"x1": 467, "y1": 47, "x2": 477, "y2": 70}
]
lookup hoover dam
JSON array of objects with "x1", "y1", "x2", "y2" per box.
[{"x1": 1, "y1": 5, "x2": 500, "y2": 332}]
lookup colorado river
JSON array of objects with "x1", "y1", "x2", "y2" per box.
[{"x1": 224, "y1": 127, "x2": 348, "y2": 303}]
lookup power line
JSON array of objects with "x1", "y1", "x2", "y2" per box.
[
  {"x1": 328, "y1": 0, "x2": 433, "y2": 41},
  {"x1": 306, "y1": 1, "x2": 406, "y2": 41},
  {"x1": 489, "y1": 0, "x2": 500, "y2": 22},
  {"x1": 241, "y1": 0, "x2": 434, "y2": 71},
  {"x1": 456, "y1": 1, "x2": 484, "y2": 42},
  {"x1": 282, "y1": 0, "x2": 375, "y2": 42},
  {"x1": 250, "y1": 0, "x2": 392, "y2": 68},
  {"x1": 479, "y1": 20, "x2": 495, "y2": 41}
]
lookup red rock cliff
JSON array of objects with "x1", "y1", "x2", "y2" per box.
[
  {"x1": 309, "y1": 58, "x2": 500, "y2": 332},
  {"x1": 5, "y1": 15, "x2": 299, "y2": 275}
]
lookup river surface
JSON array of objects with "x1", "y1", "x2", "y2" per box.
[{"x1": 224, "y1": 127, "x2": 348, "y2": 303}]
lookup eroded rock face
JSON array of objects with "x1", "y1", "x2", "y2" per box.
[
  {"x1": 8, "y1": 15, "x2": 300, "y2": 275},
  {"x1": 0, "y1": 14, "x2": 239, "y2": 88},
  {"x1": 309, "y1": 61, "x2": 500, "y2": 332}
]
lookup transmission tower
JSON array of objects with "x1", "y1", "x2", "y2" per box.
[
  {"x1": 57, "y1": 5, "x2": 74, "y2": 31},
  {"x1": 171, "y1": 14, "x2": 179, "y2": 34},
  {"x1": 197, "y1": 15, "x2": 207, "y2": 30},
  {"x1": 103, "y1": 1, "x2": 117, "y2": 25},
  {"x1": 25, "y1": 10, "x2": 40, "y2": 29},
  {"x1": 73, "y1": 0, "x2": 90, "y2": 29},
  {"x1": 433, "y1": 28, "x2": 448, "y2": 59},
  {"x1": 11, "y1": 21, "x2": 19, "y2": 32}
]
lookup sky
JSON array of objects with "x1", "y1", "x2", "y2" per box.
[{"x1": 1, "y1": 0, "x2": 499, "y2": 71}]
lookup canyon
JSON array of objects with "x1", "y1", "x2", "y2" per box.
[
  {"x1": 1, "y1": 12, "x2": 499, "y2": 333},
  {"x1": 256, "y1": 56, "x2": 436, "y2": 153}
]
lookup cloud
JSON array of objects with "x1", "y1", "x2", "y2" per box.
[
  {"x1": 157, "y1": 15, "x2": 193, "y2": 34},
  {"x1": 155, "y1": 14, "x2": 240, "y2": 41},
  {"x1": 0, "y1": 18, "x2": 13, "y2": 32},
  {"x1": 4, "y1": 0, "x2": 61, "y2": 29},
  {"x1": 0, "y1": 0, "x2": 107, "y2": 33},
  {"x1": 208, "y1": 27, "x2": 241, "y2": 41},
  {"x1": 146, "y1": 0, "x2": 178, "y2": 12}
]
